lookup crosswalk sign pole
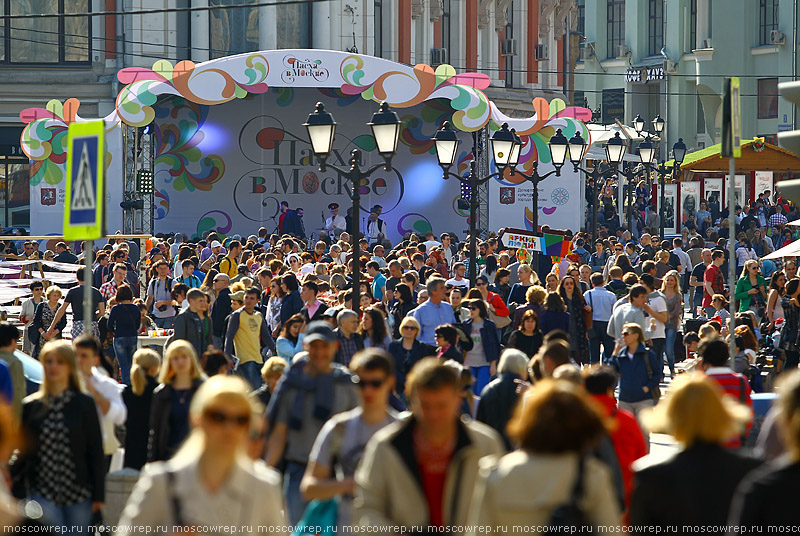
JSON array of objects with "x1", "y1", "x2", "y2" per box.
[{"x1": 65, "y1": 120, "x2": 105, "y2": 339}]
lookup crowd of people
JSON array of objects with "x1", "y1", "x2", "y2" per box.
[{"x1": 0, "y1": 188, "x2": 797, "y2": 533}]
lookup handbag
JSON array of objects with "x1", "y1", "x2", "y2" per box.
[
  {"x1": 584, "y1": 294, "x2": 595, "y2": 336},
  {"x1": 292, "y1": 499, "x2": 339, "y2": 536},
  {"x1": 641, "y1": 348, "x2": 661, "y2": 403}
]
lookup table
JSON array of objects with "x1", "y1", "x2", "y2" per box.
[{"x1": 137, "y1": 335, "x2": 171, "y2": 350}]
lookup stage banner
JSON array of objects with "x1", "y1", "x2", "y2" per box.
[
  {"x1": 755, "y1": 171, "x2": 774, "y2": 200},
  {"x1": 28, "y1": 122, "x2": 123, "y2": 236},
  {"x1": 725, "y1": 174, "x2": 746, "y2": 208},
  {"x1": 488, "y1": 165, "x2": 581, "y2": 234},
  {"x1": 657, "y1": 183, "x2": 678, "y2": 236},
  {"x1": 680, "y1": 181, "x2": 701, "y2": 228},
  {"x1": 703, "y1": 177, "x2": 722, "y2": 207},
  {"x1": 150, "y1": 90, "x2": 469, "y2": 243}
]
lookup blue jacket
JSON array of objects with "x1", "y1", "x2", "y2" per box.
[
  {"x1": 280, "y1": 290, "x2": 304, "y2": 326},
  {"x1": 0, "y1": 360, "x2": 12, "y2": 407},
  {"x1": 607, "y1": 343, "x2": 662, "y2": 403},
  {"x1": 462, "y1": 318, "x2": 501, "y2": 365}
]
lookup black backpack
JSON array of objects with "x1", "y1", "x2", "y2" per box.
[{"x1": 548, "y1": 456, "x2": 593, "y2": 533}]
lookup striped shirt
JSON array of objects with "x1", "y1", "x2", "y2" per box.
[{"x1": 705, "y1": 367, "x2": 753, "y2": 448}]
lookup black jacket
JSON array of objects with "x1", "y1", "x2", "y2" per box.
[
  {"x1": 11, "y1": 390, "x2": 105, "y2": 501},
  {"x1": 728, "y1": 459, "x2": 800, "y2": 527},
  {"x1": 280, "y1": 290, "x2": 303, "y2": 325},
  {"x1": 172, "y1": 309, "x2": 213, "y2": 359},
  {"x1": 461, "y1": 318, "x2": 501, "y2": 364},
  {"x1": 30, "y1": 301, "x2": 67, "y2": 357},
  {"x1": 300, "y1": 302, "x2": 329, "y2": 323},
  {"x1": 122, "y1": 376, "x2": 157, "y2": 470},
  {"x1": 630, "y1": 442, "x2": 762, "y2": 528},
  {"x1": 210, "y1": 288, "x2": 231, "y2": 337},
  {"x1": 388, "y1": 339, "x2": 435, "y2": 395},
  {"x1": 475, "y1": 373, "x2": 520, "y2": 451},
  {"x1": 147, "y1": 379, "x2": 204, "y2": 462}
]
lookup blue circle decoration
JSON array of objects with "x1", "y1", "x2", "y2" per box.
[{"x1": 551, "y1": 188, "x2": 570, "y2": 206}]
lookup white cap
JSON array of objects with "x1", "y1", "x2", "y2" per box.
[{"x1": 210, "y1": 240, "x2": 222, "y2": 248}]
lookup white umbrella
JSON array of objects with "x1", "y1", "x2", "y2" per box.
[
  {"x1": 788, "y1": 220, "x2": 800, "y2": 227},
  {"x1": 764, "y1": 238, "x2": 800, "y2": 259}
]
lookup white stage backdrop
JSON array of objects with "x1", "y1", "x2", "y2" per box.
[
  {"x1": 30, "y1": 123, "x2": 124, "y2": 236},
  {"x1": 150, "y1": 90, "x2": 471, "y2": 243},
  {"x1": 487, "y1": 164, "x2": 581, "y2": 234}
]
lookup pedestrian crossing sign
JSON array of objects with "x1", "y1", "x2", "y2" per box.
[{"x1": 64, "y1": 120, "x2": 105, "y2": 240}]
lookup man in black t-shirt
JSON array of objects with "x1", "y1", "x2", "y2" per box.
[
  {"x1": 47, "y1": 269, "x2": 105, "y2": 339},
  {"x1": 689, "y1": 248, "x2": 712, "y2": 318}
]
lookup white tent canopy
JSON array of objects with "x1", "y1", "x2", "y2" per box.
[{"x1": 764, "y1": 238, "x2": 800, "y2": 259}]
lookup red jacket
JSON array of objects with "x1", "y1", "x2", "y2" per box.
[
  {"x1": 590, "y1": 394, "x2": 647, "y2": 518},
  {"x1": 486, "y1": 291, "x2": 509, "y2": 318},
  {"x1": 704, "y1": 368, "x2": 753, "y2": 449}
]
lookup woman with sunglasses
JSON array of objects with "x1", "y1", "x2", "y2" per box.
[
  {"x1": 557, "y1": 276, "x2": 591, "y2": 365},
  {"x1": 120, "y1": 375, "x2": 286, "y2": 531},
  {"x1": 463, "y1": 299, "x2": 501, "y2": 395},
  {"x1": 147, "y1": 341, "x2": 206, "y2": 462},
  {"x1": 300, "y1": 349, "x2": 397, "y2": 530},
  {"x1": 388, "y1": 317, "x2": 432, "y2": 398},
  {"x1": 734, "y1": 259, "x2": 767, "y2": 322},
  {"x1": 609, "y1": 322, "x2": 662, "y2": 447}
]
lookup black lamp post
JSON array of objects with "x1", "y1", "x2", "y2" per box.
[
  {"x1": 643, "y1": 137, "x2": 687, "y2": 239},
  {"x1": 432, "y1": 122, "x2": 567, "y2": 285},
  {"x1": 304, "y1": 101, "x2": 401, "y2": 315}
]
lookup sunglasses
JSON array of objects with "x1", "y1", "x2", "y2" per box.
[
  {"x1": 355, "y1": 377, "x2": 385, "y2": 389},
  {"x1": 401, "y1": 326, "x2": 418, "y2": 331},
  {"x1": 621, "y1": 331, "x2": 634, "y2": 336},
  {"x1": 462, "y1": 384, "x2": 473, "y2": 391},
  {"x1": 476, "y1": 282, "x2": 487, "y2": 286},
  {"x1": 205, "y1": 410, "x2": 249, "y2": 427},
  {"x1": 290, "y1": 259, "x2": 299, "y2": 264}
]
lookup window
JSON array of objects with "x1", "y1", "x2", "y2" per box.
[
  {"x1": 577, "y1": 0, "x2": 585, "y2": 36},
  {"x1": 375, "y1": 0, "x2": 383, "y2": 57},
  {"x1": 758, "y1": 78, "x2": 779, "y2": 119},
  {"x1": 504, "y1": 2, "x2": 514, "y2": 88},
  {"x1": 3, "y1": 0, "x2": 90, "y2": 64},
  {"x1": 441, "y1": 0, "x2": 451, "y2": 56},
  {"x1": 689, "y1": 0, "x2": 697, "y2": 49},
  {"x1": 277, "y1": 2, "x2": 312, "y2": 48},
  {"x1": 210, "y1": 0, "x2": 259, "y2": 59},
  {"x1": 607, "y1": 0, "x2": 625, "y2": 57},
  {"x1": 648, "y1": 0, "x2": 664, "y2": 56},
  {"x1": 760, "y1": 0, "x2": 778, "y2": 45}
]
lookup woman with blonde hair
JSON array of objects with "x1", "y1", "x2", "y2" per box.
[
  {"x1": 147, "y1": 340, "x2": 205, "y2": 462},
  {"x1": 30, "y1": 285, "x2": 66, "y2": 359},
  {"x1": 122, "y1": 349, "x2": 160, "y2": 470},
  {"x1": 467, "y1": 379, "x2": 620, "y2": 531},
  {"x1": 119, "y1": 375, "x2": 286, "y2": 531},
  {"x1": 10, "y1": 341, "x2": 104, "y2": 534},
  {"x1": 631, "y1": 371, "x2": 760, "y2": 527},
  {"x1": 661, "y1": 270, "x2": 683, "y2": 378}
]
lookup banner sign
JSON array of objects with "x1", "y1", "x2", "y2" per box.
[
  {"x1": 498, "y1": 228, "x2": 572, "y2": 257},
  {"x1": 657, "y1": 183, "x2": 678, "y2": 235},
  {"x1": 725, "y1": 174, "x2": 747, "y2": 207},
  {"x1": 755, "y1": 171, "x2": 774, "y2": 199},
  {"x1": 680, "y1": 181, "x2": 701, "y2": 228},
  {"x1": 703, "y1": 177, "x2": 722, "y2": 206}
]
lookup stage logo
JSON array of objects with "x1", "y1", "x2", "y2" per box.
[
  {"x1": 281, "y1": 56, "x2": 330, "y2": 84},
  {"x1": 499, "y1": 187, "x2": 515, "y2": 205}
]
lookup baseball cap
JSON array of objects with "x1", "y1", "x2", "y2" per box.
[
  {"x1": 210, "y1": 240, "x2": 222, "y2": 248},
  {"x1": 304, "y1": 321, "x2": 338, "y2": 344}
]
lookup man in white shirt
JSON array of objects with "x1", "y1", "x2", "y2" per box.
[
  {"x1": 640, "y1": 274, "x2": 669, "y2": 377},
  {"x1": 366, "y1": 206, "x2": 387, "y2": 247},
  {"x1": 420, "y1": 232, "x2": 442, "y2": 253},
  {"x1": 446, "y1": 262, "x2": 470, "y2": 289},
  {"x1": 74, "y1": 335, "x2": 126, "y2": 466},
  {"x1": 671, "y1": 237, "x2": 692, "y2": 298},
  {"x1": 20, "y1": 281, "x2": 44, "y2": 354},
  {"x1": 325, "y1": 203, "x2": 347, "y2": 239}
]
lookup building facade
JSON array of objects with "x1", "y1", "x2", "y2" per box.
[
  {"x1": 0, "y1": 0, "x2": 578, "y2": 231},
  {"x1": 575, "y1": 0, "x2": 800, "y2": 158}
]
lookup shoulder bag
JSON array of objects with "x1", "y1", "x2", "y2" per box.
[
  {"x1": 548, "y1": 456, "x2": 592, "y2": 532},
  {"x1": 641, "y1": 349, "x2": 661, "y2": 403}
]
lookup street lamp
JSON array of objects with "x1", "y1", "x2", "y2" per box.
[
  {"x1": 432, "y1": 122, "x2": 567, "y2": 285},
  {"x1": 632, "y1": 114, "x2": 646, "y2": 136},
  {"x1": 652, "y1": 114, "x2": 666, "y2": 135},
  {"x1": 303, "y1": 101, "x2": 401, "y2": 315},
  {"x1": 643, "y1": 136, "x2": 687, "y2": 239},
  {"x1": 567, "y1": 131, "x2": 613, "y2": 240}
]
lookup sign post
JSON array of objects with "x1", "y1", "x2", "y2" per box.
[
  {"x1": 722, "y1": 78, "x2": 740, "y2": 363},
  {"x1": 65, "y1": 120, "x2": 105, "y2": 337}
]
